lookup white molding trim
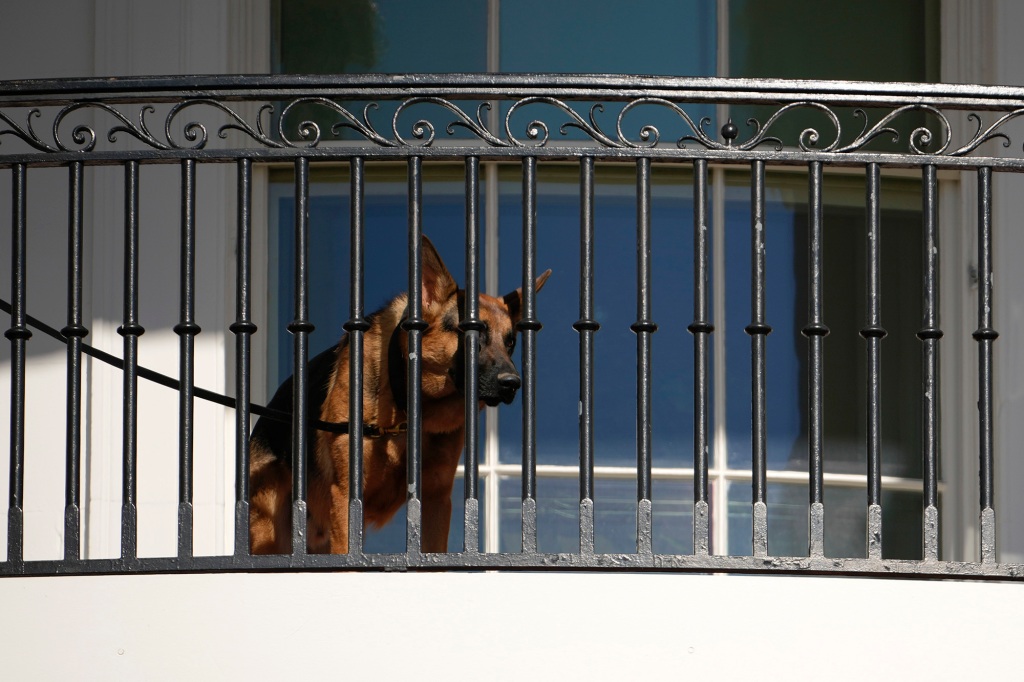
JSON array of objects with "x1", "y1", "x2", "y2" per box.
[
  {"x1": 939, "y1": 0, "x2": 1024, "y2": 563},
  {"x1": 939, "y1": 0, "x2": 990, "y2": 563}
]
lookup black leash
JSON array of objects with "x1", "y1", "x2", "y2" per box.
[{"x1": 0, "y1": 297, "x2": 406, "y2": 438}]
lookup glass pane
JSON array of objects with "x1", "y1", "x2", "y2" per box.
[
  {"x1": 880, "y1": 488, "x2": 927, "y2": 561},
  {"x1": 498, "y1": 475, "x2": 694, "y2": 554},
  {"x1": 274, "y1": 0, "x2": 487, "y2": 73},
  {"x1": 499, "y1": 475, "x2": 568, "y2": 553},
  {"x1": 499, "y1": 1, "x2": 717, "y2": 144},
  {"x1": 501, "y1": 0, "x2": 715, "y2": 75},
  {"x1": 722, "y1": 178, "x2": 804, "y2": 473},
  {"x1": 654, "y1": 479, "x2": 696, "y2": 556},
  {"x1": 728, "y1": 481, "x2": 923, "y2": 559},
  {"x1": 273, "y1": 1, "x2": 488, "y2": 143},
  {"x1": 728, "y1": 0, "x2": 940, "y2": 153},
  {"x1": 729, "y1": 0, "x2": 939, "y2": 82},
  {"x1": 723, "y1": 171, "x2": 924, "y2": 478},
  {"x1": 495, "y1": 164, "x2": 696, "y2": 468}
]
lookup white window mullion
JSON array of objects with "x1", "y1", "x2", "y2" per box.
[
  {"x1": 711, "y1": 165, "x2": 730, "y2": 556},
  {"x1": 711, "y1": 0, "x2": 731, "y2": 556},
  {"x1": 482, "y1": 0, "x2": 502, "y2": 553},
  {"x1": 483, "y1": 160, "x2": 502, "y2": 553}
]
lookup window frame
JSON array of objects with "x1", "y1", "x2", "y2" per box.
[{"x1": 261, "y1": 0, "x2": 967, "y2": 560}]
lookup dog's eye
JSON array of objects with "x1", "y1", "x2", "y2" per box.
[{"x1": 505, "y1": 333, "x2": 516, "y2": 353}]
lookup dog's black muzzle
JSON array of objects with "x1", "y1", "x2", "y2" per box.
[{"x1": 454, "y1": 352, "x2": 524, "y2": 405}]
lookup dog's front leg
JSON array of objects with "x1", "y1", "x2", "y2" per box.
[
  {"x1": 421, "y1": 489, "x2": 453, "y2": 553},
  {"x1": 420, "y1": 433, "x2": 465, "y2": 553},
  {"x1": 328, "y1": 483, "x2": 350, "y2": 554}
]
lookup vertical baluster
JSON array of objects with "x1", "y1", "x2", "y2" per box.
[
  {"x1": 461, "y1": 156, "x2": 482, "y2": 554},
  {"x1": 689, "y1": 159, "x2": 711, "y2": 556},
  {"x1": 290, "y1": 157, "x2": 312, "y2": 560},
  {"x1": 746, "y1": 160, "x2": 770, "y2": 558},
  {"x1": 976, "y1": 167, "x2": 997, "y2": 564},
  {"x1": 231, "y1": 158, "x2": 255, "y2": 557},
  {"x1": 119, "y1": 160, "x2": 142, "y2": 562},
  {"x1": 64, "y1": 162, "x2": 87, "y2": 563},
  {"x1": 634, "y1": 157, "x2": 656, "y2": 557},
  {"x1": 919, "y1": 164, "x2": 941, "y2": 561},
  {"x1": 804, "y1": 161, "x2": 828, "y2": 558},
  {"x1": 520, "y1": 156, "x2": 540, "y2": 554},
  {"x1": 175, "y1": 159, "x2": 200, "y2": 562},
  {"x1": 346, "y1": 157, "x2": 368, "y2": 556},
  {"x1": 406, "y1": 156, "x2": 426, "y2": 554},
  {"x1": 575, "y1": 157, "x2": 598, "y2": 555},
  {"x1": 862, "y1": 163, "x2": 886, "y2": 560},
  {"x1": 6, "y1": 164, "x2": 28, "y2": 567}
]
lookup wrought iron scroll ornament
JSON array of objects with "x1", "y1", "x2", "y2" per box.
[
  {"x1": 0, "y1": 108, "x2": 58, "y2": 152},
  {"x1": 835, "y1": 105, "x2": 951, "y2": 154},
  {"x1": 951, "y1": 109, "x2": 1024, "y2": 156},
  {"x1": 394, "y1": 97, "x2": 508, "y2": 147},
  {"x1": 168, "y1": 99, "x2": 282, "y2": 149},
  {"x1": 278, "y1": 97, "x2": 393, "y2": 148},
  {"x1": 1, "y1": 96, "x2": 1024, "y2": 154}
]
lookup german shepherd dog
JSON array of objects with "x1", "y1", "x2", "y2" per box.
[{"x1": 249, "y1": 236, "x2": 550, "y2": 554}]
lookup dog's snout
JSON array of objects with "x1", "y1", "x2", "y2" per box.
[
  {"x1": 494, "y1": 371, "x2": 520, "y2": 405},
  {"x1": 497, "y1": 372, "x2": 521, "y2": 393},
  {"x1": 480, "y1": 369, "x2": 521, "y2": 407}
]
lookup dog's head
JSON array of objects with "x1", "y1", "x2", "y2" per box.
[{"x1": 417, "y1": 236, "x2": 550, "y2": 408}]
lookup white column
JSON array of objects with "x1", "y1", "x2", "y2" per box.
[{"x1": 0, "y1": 0, "x2": 270, "y2": 560}]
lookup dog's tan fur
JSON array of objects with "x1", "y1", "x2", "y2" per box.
[{"x1": 249, "y1": 237, "x2": 549, "y2": 554}]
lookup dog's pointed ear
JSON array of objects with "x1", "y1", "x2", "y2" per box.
[
  {"x1": 502, "y1": 269, "x2": 552, "y2": 324},
  {"x1": 420, "y1": 235, "x2": 457, "y2": 311}
]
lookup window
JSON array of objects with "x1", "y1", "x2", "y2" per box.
[{"x1": 269, "y1": 0, "x2": 943, "y2": 557}]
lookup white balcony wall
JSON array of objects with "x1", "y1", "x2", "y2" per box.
[{"x1": 1, "y1": 572, "x2": 1022, "y2": 680}]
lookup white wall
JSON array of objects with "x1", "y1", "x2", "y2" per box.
[{"x1": 0, "y1": 571, "x2": 1020, "y2": 680}]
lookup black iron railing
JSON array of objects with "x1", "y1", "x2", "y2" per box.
[{"x1": 1, "y1": 74, "x2": 1022, "y2": 578}]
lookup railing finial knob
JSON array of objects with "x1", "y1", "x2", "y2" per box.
[{"x1": 721, "y1": 119, "x2": 739, "y2": 146}]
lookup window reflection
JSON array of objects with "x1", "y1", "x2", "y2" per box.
[
  {"x1": 496, "y1": 165, "x2": 696, "y2": 469},
  {"x1": 723, "y1": 172, "x2": 925, "y2": 479}
]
